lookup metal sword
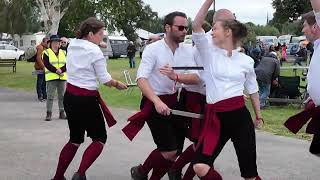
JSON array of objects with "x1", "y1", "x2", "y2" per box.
[
  {"x1": 171, "y1": 109, "x2": 204, "y2": 119},
  {"x1": 172, "y1": 66, "x2": 204, "y2": 70}
]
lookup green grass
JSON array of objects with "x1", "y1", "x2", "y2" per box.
[
  {"x1": 0, "y1": 61, "x2": 36, "y2": 91},
  {"x1": 0, "y1": 59, "x2": 311, "y2": 140},
  {"x1": 101, "y1": 58, "x2": 141, "y2": 109}
]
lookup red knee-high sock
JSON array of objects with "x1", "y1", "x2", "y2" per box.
[
  {"x1": 77, "y1": 141, "x2": 104, "y2": 176},
  {"x1": 149, "y1": 153, "x2": 173, "y2": 180},
  {"x1": 171, "y1": 144, "x2": 195, "y2": 171},
  {"x1": 139, "y1": 149, "x2": 161, "y2": 175},
  {"x1": 182, "y1": 164, "x2": 196, "y2": 180},
  {"x1": 200, "y1": 168, "x2": 222, "y2": 180},
  {"x1": 53, "y1": 142, "x2": 79, "y2": 180}
]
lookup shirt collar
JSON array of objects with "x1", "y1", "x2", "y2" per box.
[
  {"x1": 215, "y1": 47, "x2": 241, "y2": 57},
  {"x1": 162, "y1": 38, "x2": 183, "y2": 52}
]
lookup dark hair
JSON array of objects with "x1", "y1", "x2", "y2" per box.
[
  {"x1": 76, "y1": 17, "x2": 105, "y2": 39},
  {"x1": 302, "y1": 11, "x2": 316, "y2": 26},
  {"x1": 163, "y1": 11, "x2": 187, "y2": 31},
  {"x1": 269, "y1": 45, "x2": 275, "y2": 52},
  {"x1": 220, "y1": 20, "x2": 248, "y2": 45}
]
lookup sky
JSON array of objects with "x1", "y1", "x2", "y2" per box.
[{"x1": 142, "y1": 0, "x2": 275, "y2": 25}]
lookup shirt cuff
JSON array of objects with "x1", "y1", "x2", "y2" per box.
[
  {"x1": 247, "y1": 86, "x2": 259, "y2": 95},
  {"x1": 100, "y1": 73, "x2": 113, "y2": 84},
  {"x1": 192, "y1": 32, "x2": 210, "y2": 50}
]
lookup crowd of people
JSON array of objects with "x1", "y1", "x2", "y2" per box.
[{"x1": 24, "y1": 0, "x2": 320, "y2": 179}]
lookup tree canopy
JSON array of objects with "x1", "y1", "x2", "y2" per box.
[{"x1": 270, "y1": 0, "x2": 312, "y2": 34}]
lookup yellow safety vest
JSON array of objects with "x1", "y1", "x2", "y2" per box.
[{"x1": 43, "y1": 48, "x2": 67, "y2": 81}]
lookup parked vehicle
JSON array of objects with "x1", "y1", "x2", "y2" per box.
[
  {"x1": 278, "y1": 35, "x2": 292, "y2": 45},
  {"x1": 256, "y1": 36, "x2": 278, "y2": 47},
  {"x1": 100, "y1": 34, "x2": 128, "y2": 59},
  {"x1": 109, "y1": 36, "x2": 128, "y2": 58},
  {"x1": 184, "y1": 35, "x2": 192, "y2": 44},
  {"x1": 291, "y1": 36, "x2": 306, "y2": 43},
  {"x1": 0, "y1": 44, "x2": 25, "y2": 60},
  {"x1": 287, "y1": 43, "x2": 299, "y2": 55}
]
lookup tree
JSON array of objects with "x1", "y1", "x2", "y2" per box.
[
  {"x1": 272, "y1": 0, "x2": 312, "y2": 23},
  {"x1": 205, "y1": 10, "x2": 214, "y2": 26},
  {"x1": 35, "y1": 0, "x2": 72, "y2": 35},
  {"x1": 98, "y1": 0, "x2": 160, "y2": 41},
  {"x1": 0, "y1": 0, "x2": 41, "y2": 35},
  {"x1": 270, "y1": 0, "x2": 312, "y2": 33},
  {"x1": 58, "y1": 0, "x2": 97, "y2": 37},
  {"x1": 281, "y1": 21, "x2": 304, "y2": 36},
  {"x1": 244, "y1": 23, "x2": 280, "y2": 45}
]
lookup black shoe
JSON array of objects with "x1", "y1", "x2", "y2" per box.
[
  {"x1": 59, "y1": 111, "x2": 67, "y2": 119},
  {"x1": 130, "y1": 164, "x2": 148, "y2": 180},
  {"x1": 167, "y1": 169, "x2": 182, "y2": 180},
  {"x1": 38, "y1": 97, "x2": 46, "y2": 102},
  {"x1": 45, "y1": 112, "x2": 52, "y2": 121},
  {"x1": 71, "y1": 172, "x2": 87, "y2": 180},
  {"x1": 310, "y1": 133, "x2": 320, "y2": 155}
]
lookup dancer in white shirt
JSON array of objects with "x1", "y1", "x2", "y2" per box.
[
  {"x1": 124, "y1": 11, "x2": 201, "y2": 180},
  {"x1": 191, "y1": 0, "x2": 262, "y2": 179},
  {"x1": 285, "y1": 1, "x2": 320, "y2": 156},
  {"x1": 51, "y1": 17, "x2": 127, "y2": 180}
]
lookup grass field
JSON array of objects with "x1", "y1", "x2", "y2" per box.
[{"x1": 0, "y1": 58, "x2": 311, "y2": 140}]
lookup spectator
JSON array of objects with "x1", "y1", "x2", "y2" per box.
[
  {"x1": 35, "y1": 36, "x2": 49, "y2": 101},
  {"x1": 250, "y1": 47, "x2": 262, "y2": 68},
  {"x1": 255, "y1": 53, "x2": 280, "y2": 109},
  {"x1": 127, "y1": 41, "x2": 137, "y2": 68},
  {"x1": 306, "y1": 41, "x2": 314, "y2": 62},
  {"x1": 60, "y1": 37, "x2": 69, "y2": 52},
  {"x1": 43, "y1": 35, "x2": 67, "y2": 121},
  {"x1": 293, "y1": 43, "x2": 308, "y2": 66},
  {"x1": 281, "y1": 42, "x2": 288, "y2": 62},
  {"x1": 140, "y1": 35, "x2": 162, "y2": 58}
]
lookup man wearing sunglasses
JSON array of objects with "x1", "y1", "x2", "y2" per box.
[
  {"x1": 60, "y1": 37, "x2": 69, "y2": 53},
  {"x1": 126, "y1": 11, "x2": 201, "y2": 180}
]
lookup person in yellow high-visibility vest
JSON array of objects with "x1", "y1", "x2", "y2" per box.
[{"x1": 43, "y1": 35, "x2": 67, "y2": 121}]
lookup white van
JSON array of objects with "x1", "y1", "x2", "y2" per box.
[
  {"x1": 278, "y1": 35, "x2": 292, "y2": 45},
  {"x1": 256, "y1": 36, "x2": 278, "y2": 46},
  {"x1": 100, "y1": 34, "x2": 128, "y2": 59}
]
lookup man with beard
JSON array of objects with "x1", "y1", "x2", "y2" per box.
[{"x1": 123, "y1": 11, "x2": 201, "y2": 180}]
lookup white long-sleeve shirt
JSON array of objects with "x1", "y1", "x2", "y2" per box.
[
  {"x1": 66, "y1": 39, "x2": 112, "y2": 90},
  {"x1": 136, "y1": 39, "x2": 201, "y2": 95},
  {"x1": 192, "y1": 32, "x2": 258, "y2": 104},
  {"x1": 307, "y1": 38, "x2": 320, "y2": 106}
]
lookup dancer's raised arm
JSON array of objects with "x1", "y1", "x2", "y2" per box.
[
  {"x1": 193, "y1": 0, "x2": 215, "y2": 33},
  {"x1": 311, "y1": 0, "x2": 320, "y2": 25},
  {"x1": 311, "y1": 0, "x2": 320, "y2": 12}
]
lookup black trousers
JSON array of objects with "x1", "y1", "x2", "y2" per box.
[
  {"x1": 64, "y1": 91, "x2": 107, "y2": 144},
  {"x1": 193, "y1": 106, "x2": 258, "y2": 178}
]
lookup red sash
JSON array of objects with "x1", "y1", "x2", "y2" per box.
[
  {"x1": 284, "y1": 100, "x2": 320, "y2": 134},
  {"x1": 197, "y1": 96, "x2": 245, "y2": 156},
  {"x1": 66, "y1": 83, "x2": 116, "y2": 127}
]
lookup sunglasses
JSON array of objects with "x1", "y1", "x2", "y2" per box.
[{"x1": 172, "y1": 25, "x2": 189, "y2": 31}]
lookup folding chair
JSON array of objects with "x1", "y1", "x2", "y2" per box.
[
  {"x1": 123, "y1": 70, "x2": 137, "y2": 94},
  {"x1": 269, "y1": 76, "x2": 308, "y2": 105}
]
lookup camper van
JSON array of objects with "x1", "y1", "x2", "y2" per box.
[
  {"x1": 256, "y1": 36, "x2": 278, "y2": 47},
  {"x1": 100, "y1": 34, "x2": 128, "y2": 59},
  {"x1": 278, "y1": 35, "x2": 292, "y2": 45}
]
